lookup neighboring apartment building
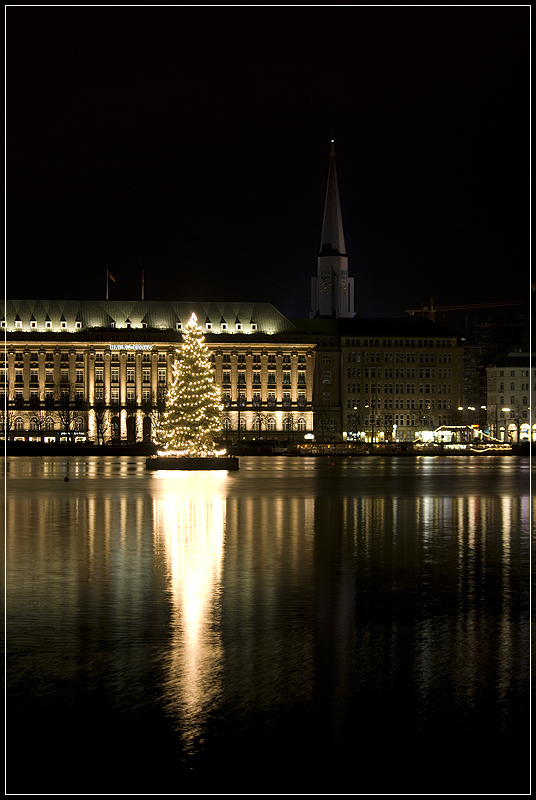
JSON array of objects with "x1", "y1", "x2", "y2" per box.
[
  {"x1": 486, "y1": 351, "x2": 533, "y2": 442},
  {"x1": 339, "y1": 318, "x2": 464, "y2": 442}
]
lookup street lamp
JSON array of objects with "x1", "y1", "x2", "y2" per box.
[
  {"x1": 364, "y1": 401, "x2": 376, "y2": 448},
  {"x1": 501, "y1": 406, "x2": 520, "y2": 443}
]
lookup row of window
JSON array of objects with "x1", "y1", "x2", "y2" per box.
[
  {"x1": 5, "y1": 351, "x2": 307, "y2": 365},
  {"x1": 495, "y1": 370, "x2": 530, "y2": 377},
  {"x1": 346, "y1": 351, "x2": 453, "y2": 364},
  {"x1": 344, "y1": 339, "x2": 453, "y2": 348},
  {"x1": 346, "y1": 383, "x2": 453, "y2": 394},
  {"x1": 6, "y1": 320, "x2": 257, "y2": 332},
  {"x1": 345, "y1": 414, "x2": 452, "y2": 427},
  {"x1": 346, "y1": 399, "x2": 453, "y2": 410},
  {"x1": 496, "y1": 383, "x2": 530, "y2": 391},
  {"x1": 222, "y1": 372, "x2": 305, "y2": 384},
  {"x1": 346, "y1": 368, "x2": 453, "y2": 379},
  {"x1": 497, "y1": 396, "x2": 529, "y2": 405},
  {"x1": 222, "y1": 417, "x2": 308, "y2": 432}
]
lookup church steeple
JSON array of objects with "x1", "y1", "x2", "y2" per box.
[
  {"x1": 320, "y1": 142, "x2": 346, "y2": 257},
  {"x1": 310, "y1": 142, "x2": 354, "y2": 318}
]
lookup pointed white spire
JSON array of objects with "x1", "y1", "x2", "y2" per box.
[
  {"x1": 310, "y1": 141, "x2": 354, "y2": 319},
  {"x1": 320, "y1": 141, "x2": 346, "y2": 256}
]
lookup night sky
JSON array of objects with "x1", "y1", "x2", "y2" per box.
[{"x1": 7, "y1": 6, "x2": 529, "y2": 320}]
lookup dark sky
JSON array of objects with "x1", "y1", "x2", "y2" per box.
[{"x1": 7, "y1": 6, "x2": 529, "y2": 319}]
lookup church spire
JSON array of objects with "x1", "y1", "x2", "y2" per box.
[
  {"x1": 310, "y1": 141, "x2": 354, "y2": 319},
  {"x1": 320, "y1": 141, "x2": 346, "y2": 257}
]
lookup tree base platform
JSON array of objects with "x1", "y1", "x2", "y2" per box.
[{"x1": 146, "y1": 456, "x2": 239, "y2": 471}]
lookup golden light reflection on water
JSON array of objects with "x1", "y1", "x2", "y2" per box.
[
  {"x1": 152, "y1": 471, "x2": 227, "y2": 750},
  {"x1": 5, "y1": 456, "x2": 529, "y2": 771}
]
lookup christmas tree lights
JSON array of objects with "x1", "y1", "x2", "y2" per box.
[{"x1": 155, "y1": 313, "x2": 225, "y2": 457}]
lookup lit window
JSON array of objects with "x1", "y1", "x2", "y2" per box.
[{"x1": 15, "y1": 320, "x2": 22, "y2": 328}]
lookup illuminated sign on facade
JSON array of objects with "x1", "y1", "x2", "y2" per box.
[{"x1": 108, "y1": 344, "x2": 153, "y2": 350}]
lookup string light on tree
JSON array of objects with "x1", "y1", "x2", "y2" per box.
[{"x1": 155, "y1": 313, "x2": 225, "y2": 457}]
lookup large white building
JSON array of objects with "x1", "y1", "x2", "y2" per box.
[{"x1": 1, "y1": 300, "x2": 315, "y2": 444}]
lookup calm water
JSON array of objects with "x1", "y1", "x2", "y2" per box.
[{"x1": 6, "y1": 456, "x2": 531, "y2": 794}]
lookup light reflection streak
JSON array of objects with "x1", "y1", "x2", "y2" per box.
[{"x1": 152, "y1": 472, "x2": 226, "y2": 750}]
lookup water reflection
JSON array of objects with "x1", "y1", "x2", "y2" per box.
[
  {"x1": 152, "y1": 472, "x2": 226, "y2": 751},
  {"x1": 5, "y1": 456, "x2": 530, "y2": 794}
]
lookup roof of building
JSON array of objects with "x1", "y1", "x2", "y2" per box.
[{"x1": 2, "y1": 300, "x2": 298, "y2": 335}]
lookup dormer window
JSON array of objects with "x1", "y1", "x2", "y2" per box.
[
  {"x1": 30, "y1": 321, "x2": 37, "y2": 328},
  {"x1": 236, "y1": 323, "x2": 242, "y2": 331},
  {"x1": 176, "y1": 323, "x2": 182, "y2": 330},
  {"x1": 46, "y1": 321, "x2": 52, "y2": 329},
  {"x1": 221, "y1": 323, "x2": 227, "y2": 331},
  {"x1": 206, "y1": 322, "x2": 212, "y2": 330},
  {"x1": 110, "y1": 322, "x2": 116, "y2": 329},
  {"x1": 126, "y1": 321, "x2": 132, "y2": 329},
  {"x1": 76, "y1": 321, "x2": 81, "y2": 329},
  {"x1": 251, "y1": 323, "x2": 257, "y2": 331},
  {"x1": 61, "y1": 321, "x2": 67, "y2": 329},
  {"x1": 15, "y1": 320, "x2": 22, "y2": 328}
]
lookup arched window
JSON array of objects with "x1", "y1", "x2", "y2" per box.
[
  {"x1": 223, "y1": 418, "x2": 232, "y2": 430},
  {"x1": 522, "y1": 396, "x2": 528, "y2": 405},
  {"x1": 45, "y1": 417, "x2": 55, "y2": 430},
  {"x1": 14, "y1": 417, "x2": 24, "y2": 430},
  {"x1": 499, "y1": 383, "x2": 504, "y2": 391},
  {"x1": 30, "y1": 417, "x2": 39, "y2": 430},
  {"x1": 297, "y1": 417, "x2": 306, "y2": 431},
  {"x1": 75, "y1": 417, "x2": 85, "y2": 432},
  {"x1": 267, "y1": 417, "x2": 276, "y2": 431},
  {"x1": 510, "y1": 396, "x2": 515, "y2": 405},
  {"x1": 239, "y1": 417, "x2": 246, "y2": 430},
  {"x1": 283, "y1": 416, "x2": 292, "y2": 432}
]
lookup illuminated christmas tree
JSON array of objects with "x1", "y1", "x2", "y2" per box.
[{"x1": 155, "y1": 313, "x2": 224, "y2": 456}]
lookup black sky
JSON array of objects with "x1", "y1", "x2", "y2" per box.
[{"x1": 7, "y1": 6, "x2": 529, "y2": 319}]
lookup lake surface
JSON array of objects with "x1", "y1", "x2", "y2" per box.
[{"x1": 6, "y1": 456, "x2": 531, "y2": 794}]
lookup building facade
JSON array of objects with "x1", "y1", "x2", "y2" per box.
[
  {"x1": 1, "y1": 300, "x2": 315, "y2": 445},
  {"x1": 485, "y1": 351, "x2": 533, "y2": 442},
  {"x1": 339, "y1": 318, "x2": 464, "y2": 442},
  {"x1": 1, "y1": 300, "x2": 466, "y2": 446}
]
